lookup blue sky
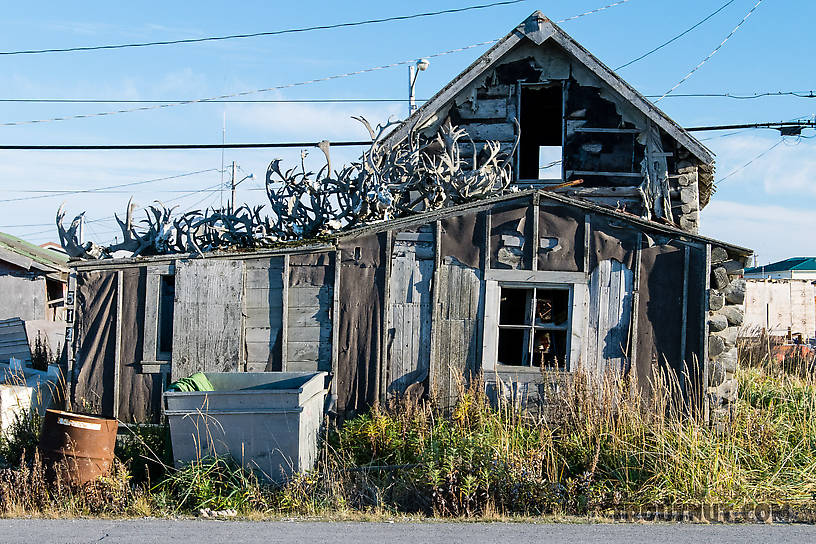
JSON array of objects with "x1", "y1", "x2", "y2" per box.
[{"x1": 0, "y1": 0, "x2": 813, "y2": 264}]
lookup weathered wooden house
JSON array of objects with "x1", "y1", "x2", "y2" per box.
[
  {"x1": 63, "y1": 12, "x2": 750, "y2": 422},
  {"x1": 0, "y1": 232, "x2": 68, "y2": 365}
]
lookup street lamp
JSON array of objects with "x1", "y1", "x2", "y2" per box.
[{"x1": 408, "y1": 58, "x2": 429, "y2": 115}]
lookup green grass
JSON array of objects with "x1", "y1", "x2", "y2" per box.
[{"x1": 2, "y1": 345, "x2": 815, "y2": 518}]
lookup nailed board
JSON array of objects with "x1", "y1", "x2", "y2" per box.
[
  {"x1": 242, "y1": 257, "x2": 284, "y2": 370},
  {"x1": 171, "y1": 259, "x2": 244, "y2": 381},
  {"x1": 386, "y1": 240, "x2": 434, "y2": 396},
  {"x1": 286, "y1": 279, "x2": 333, "y2": 372},
  {"x1": 433, "y1": 257, "x2": 482, "y2": 407},
  {"x1": 586, "y1": 259, "x2": 633, "y2": 377}
]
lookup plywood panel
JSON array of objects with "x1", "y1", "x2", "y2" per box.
[
  {"x1": 744, "y1": 280, "x2": 816, "y2": 337},
  {"x1": 171, "y1": 259, "x2": 244, "y2": 380}
]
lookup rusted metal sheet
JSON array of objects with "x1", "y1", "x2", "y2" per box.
[{"x1": 39, "y1": 409, "x2": 118, "y2": 485}]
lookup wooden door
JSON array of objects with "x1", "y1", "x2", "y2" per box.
[
  {"x1": 586, "y1": 258, "x2": 633, "y2": 377},
  {"x1": 386, "y1": 237, "x2": 434, "y2": 395}
]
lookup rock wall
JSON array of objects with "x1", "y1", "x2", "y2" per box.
[{"x1": 706, "y1": 246, "x2": 748, "y2": 429}]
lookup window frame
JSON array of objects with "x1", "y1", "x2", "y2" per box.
[
  {"x1": 482, "y1": 271, "x2": 588, "y2": 374},
  {"x1": 140, "y1": 262, "x2": 175, "y2": 374},
  {"x1": 514, "y1": 81, "x2": 567, "y2": 186}
]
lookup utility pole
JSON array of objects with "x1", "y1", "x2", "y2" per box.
[
  {"x1": 408, "y1": 58, "x2": 429, "y2": 115},
  {"x1": 229, "y1": 160, "x2": 236, "y2": 213}
]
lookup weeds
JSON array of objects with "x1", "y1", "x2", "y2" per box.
[{"x1": 1, "y1": 340, "x2": 816, "y2": 519}]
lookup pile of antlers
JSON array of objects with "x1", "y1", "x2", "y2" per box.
[{"x1": 57, "y1": 118, "x2": 519, "y2": 259}]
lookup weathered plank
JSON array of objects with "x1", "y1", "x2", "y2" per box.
[
  {"x1": 171, "y1": 259, "x2": 244, "y2": 380},
  {"x1": 586, "y1": 259, "x2": 633, "y2": 377},
  {"x1": 386, "y1": 238, "x2": 434, "y2": 396}
]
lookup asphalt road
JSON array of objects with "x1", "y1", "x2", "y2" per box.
[{"x1": 1, "y1": 519, "x2": 815, "y2": 544}]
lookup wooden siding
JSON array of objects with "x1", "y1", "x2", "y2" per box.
[
  {"x1": 286, "y1": 285, "x2": 332, "y2": 372},
  {"x1": 386, "y1": 238, "x2": 434, "y2": 395},
  {"x1": 586, "y1": 258, "x2": 633, "y2": 376},
  {"x1": 171, "y1": 259, "x2": 244, "y2": 380},
  {"x1": 243, "y1": 257, "x2": 284, "y2": 372},
  {"x1": 0, "y1": 318, "x2": 31, "y2": 364},
  {"x1": 433, "y1": 256, "x2": 482, "y2": 407}
]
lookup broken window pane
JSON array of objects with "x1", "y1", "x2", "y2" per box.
[
  {"x1": 534, "y1": 288, "x2": 569, "y2": 327},
  {"x1": 533, "y1": 329, "x2": 567, "y2": 370},
  {"x1": 499, "y1": 288, "x2": 532, "y2": 325},
  {"x1": 498, "y1": 327, "x2": 529, "y2": 366}
]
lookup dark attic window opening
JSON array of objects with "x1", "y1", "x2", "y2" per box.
[
  {"x1": 157, "y1": 275, "x2": 175, "y2": 358},
  {"x1": 518, "y1": 84, "x2": 563, "y2": 182},
  {"x1": 497, "y1": 286, "x2": 570, "y2": 369}
]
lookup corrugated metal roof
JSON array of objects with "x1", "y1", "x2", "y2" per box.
[
  {"x1": 0, "y1": 231, "x2": 69, "y2": 273},
  {"x1": 746, "y1": 257, "x2": 816, "y2": 274}
]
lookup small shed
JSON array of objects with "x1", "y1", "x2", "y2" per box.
[
  {"x1": 0, "y1": 232, "x2": 69, "y2": 364},
  {"x1": 64, "y1": 190, "x2": 749, "y2": 422}
]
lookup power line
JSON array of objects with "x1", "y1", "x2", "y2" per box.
[
  {"x1": 0, "y1": 98, "x2": 417, "y2": 104},
  {"x1": 0, "y1": 0, "x2": 529, "y2": 56},
  {"x1": 1, "y1": 91, "x2": 813, "y2": 104},
  {"x1": 0, "y1": 168, "x2": 219, "y2": 203},
  {"x1": 716, "y1": 138, "x2": 785, "y2": 185},
  {"x1": 14, "y1": 181, "x2": 226, "y2": 237},
  {"x1": 656, "y1": 0, "x2": 765, "y2": 102},
  {"x1": 0, "y1": 142, "x2": 371, "y2": 150},
  {"x1": 3, "y1": 119, "x2": 814, "y2": 151},
  {"x1": 686, "y1": 120, "x2": 816, "y2": 132},
  {"x1": 0, "y1": 0, "x2": 632, "y2": 128},
  {"x1": 615, "y1": 0, "x2": 736, "y2": 70}
]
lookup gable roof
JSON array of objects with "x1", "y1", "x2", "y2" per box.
[
  {"x1": 380, "y1": 11, "x2": 714, "y2": 165},
  {"x1": 746, "y1": 257, "x2": 816, "y2": 274},
  {"x1": 0, "y1": 231, "x2": 69, "y2": 275}
]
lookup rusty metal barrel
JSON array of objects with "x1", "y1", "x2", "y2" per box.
[{"x1": 38, "y1": 409, "x2": 118, "y2": 485}]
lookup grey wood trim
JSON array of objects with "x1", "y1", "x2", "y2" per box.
[
  {"x1": 65, "y1": 270, "x2": 77, "y2": 411},
  {"x1": 680, "y1": 245, "x2": 690, "y2": 396},
  {"x1": 240, "y1": 261, "x2": 247, "y2": 372},
  {"x1": 561, "y1": 80, "x2": 567, "y2": 182},
  {"x1": 573, "y1": 127, "x2": 641, "y2": 134},
  {"x1": 702, "y1": 243, "x2": 712, "y2": 419},
  {"x1": 70, "y1": 245, "x2": 335, "y2": 271},
  {"x1": 394, "y1": 232, "x2": 433, "y2": 242},
  {"x1": 142, "y1": 271, "x2": 160, "y2": 364},
  {"x1": 583, "y1": 213, "x2": 591, "y2": 274},
  {"x1": 486, "y1": 269, "x2": 587, "y2": 284},
  {"x1": 531, "y1": 193, "x2": 540, "y2": 271},
  {"x1": 428, "y1": 220, "x2": 442, "y2": 396},
  {"x1": 628, "y1": 232, "x2": 642, "y2": 375},
  {"x1": 113, "y1": 270, "x2": 123, "y2": 419},
  {"x1": 484, "y1": 211, "x2": 492, "y2": 270},
  {"x1": 331, "y1": 249, "x2": 341, "y2": 399},
  {"x1": 281, "y1": 254, "x2": 290, "y2": 372},
  {"x1": 568, "y1": 170, "x2": 642, "y2": 178},
  {"x1": 538, "y1": 16, "x2": 713, "y2": 163},
  {"x1": 139, "y1": 362, "x2": 171, "y2": 374},
  {"x1": 379, "y1": 230, "x2": 393, "y2": 404}
]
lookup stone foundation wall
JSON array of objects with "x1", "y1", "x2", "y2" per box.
[{"x1": 707, "y1": 246, "x2": 749, "y2": 428}]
